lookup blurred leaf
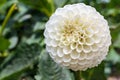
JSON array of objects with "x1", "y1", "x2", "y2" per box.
[
  {"x1": 25, "y1": 34, "x2": 40, "y2": 44},
  {"x1": 82, "y1": 62, "x2": 106, "y2": 80},
  {"x1": 96, "y1": 0, "x2": 110, "y2": 4},
  {"x1": 113, "y1": 33, "x2": 120, "y2": 48},
  {"x1": 33, "y1": 21, "x2": 45, "y2": 31},
  {"x1": 113, "y1": 63, "x2": 120, "y2": 75},
  {"x1": 106, "y1": 8, "x2": 120, "y2": 16},
  {"x1": 18, "y1": 14, "x2": 32, "y2": 22},
  {"x1": 9, "y1": 36, "x2": 18, "y2": 49},
  {"x1": 0, "y1": 43, "x2": 41, "y2": 80},
  {"x1": 54, "y1": 0, "x2": 69, "y2": 7},
  {"x1": 0, "y1": 0, "x2": 7, "y2": 14},
  {"x1": 70, "y1": 0, "x2": 84, "y2": 3},
  {"x1": 0, "y1": 37, "x2": 10, "y2": 51},
  {"x1": 35, "y1": 51, "x2": 74, "y2": 80},
  {"x1": 106, "y1": 48, "x2": 120, "y2": 63},
  {"x1": 110, "y1": 24, "x2": 120, "y2": 41},
  {"x1": 54, "y1": 0, "x2": 84, "y2": 7},
  {"x1": 108, "y1": 0, "x2": 120, "y2": 8},
  {"x1": 14, "y1": 3, "x2": 28, "y2": 21},
  {"x1": 0, "y1": 0, "x2": 6, "y2": 6},
  {"x1": 0, "y1": 0, "x2": 18, "y2": 14},
  {"x1": 19, "y1": 0, "x2": 54, "y2": 17}
]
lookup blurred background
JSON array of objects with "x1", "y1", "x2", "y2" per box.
[{"x1": 0, "y1": 0, "x2": 120, "y2": 80}]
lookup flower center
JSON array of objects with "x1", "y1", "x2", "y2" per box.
[
  {"x1": 61, "y1": 23, "x2": 82, "y2": 44},
  {"x1": 63, "y1": 24, "x2": 76, "y2": 36},
  {"x1": 59, "y1": 18, "x2": 93, "y2": 46}
]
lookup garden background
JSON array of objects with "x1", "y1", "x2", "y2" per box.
[{"x1": 0, "y1": 0, "x2": 120, "y2": 80}]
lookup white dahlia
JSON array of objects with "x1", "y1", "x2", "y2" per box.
[{"x1": 44, "y1": 3, "x2": 111, "y2": 71}]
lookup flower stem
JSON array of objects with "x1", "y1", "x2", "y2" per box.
[
  {"x1": 88, "y1": 69, "x2": 94, "y2": 80},
  {"x1": 0, "y1": 3, "x2": 17, "y2": 36},
  {"x1": 74, "y1": 71, "x2": 81, "y2": 80}
]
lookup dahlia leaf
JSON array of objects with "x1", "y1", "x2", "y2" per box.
[
  {"x1": 111, "y1": 23, "x2": 120, "y2": 41},
  {"x1": 0, "y1": 43, "x2": 41, "y2": 80},
  {"x1": 19, "y1": 0, "x2": 54, "y2": 16},
  {"x1": 0, "y1": 37, "x2": 10, "y2": 51},
  {"x1": 33, "y1": 21, "x2": 45, "y2": 31},
  {"x1": 35, "y1": 51, "x2": 74, "y2": 80},
  {"x1": 82, "y1": 62, "x2": 106, "y2": 80},
  {"x1": 0, "y1": 0, "x2": 6, "y2": 6},
  {"x1": 54, "y1": 0, "x2": 69, "y2": 7},
  {"x1": 106, "y1": 48, "x2": 120, "y2": 63}
]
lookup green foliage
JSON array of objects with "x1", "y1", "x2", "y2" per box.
[
  {"x1": 19, "y1": 0, "x2": 54, "y2": 17},
  {"x1": 106, "y1": 48, "x2": 120, "y2": 63},
  {"x1": 0, "y1": 37, "x2": 10, "y2": 51},
  {"x1": 110, "y1": 23, "x2": 120, "y2": 42},
  {"x1": 33, "y1": 21, "x2": 45, "y2": 31},
  {"x1": 82, "y1": 62, "x2": 106, "y2": 80},
  {"x1": 0, "y1": 0, "x2": 6, "y2": 6},
  {"x1": 35, "y1": 51, "x2": 74, "y2": 80},
  {"x1": 0, "y1": 43, "x2": 41, "y2": 80}
]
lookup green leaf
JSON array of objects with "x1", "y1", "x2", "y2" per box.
[
  {"x1": 0, "y1": 43, "x2": 41, "y2": 80},
  {"x1": 113, "y1": 33, "x2": 120, "y2": 48},
  {"x1": 19, "y1": 0, "x2": 54, "y2": 17},
  {"x1": 110, "y1": 23, "x2": 120, "y2": 41},
  {"x1": 54, "y1": 0, "x2": 84, "y2": 7},
  {"x1": 0, "y1": 0, "x2": 6, "y2": 6},
  {"x1": 33, "y1": 21, "x2": 45, "y2": 31},
  {"x1": 9, "y1": 36, "x2": 18, "y2": 49},
  {"x1": 13, "y1": 3, "x2": 28, "y2": 21},
  {"x1": 54, "y1": 0, "x2": 69, "y2": 7},
  {"x1": 0, "y1": 0, "x2": 18, "y2": 14},
  {"x1": 25, "y1": 34, "x2": 41, "y2": 44},
  {"x1": 82, "y1": 62, "x2": 106, "y2": 80},
  {"x1": 106, "y1": 48, "x2": 120, "y2": 63},
  {"x1": 0, "y1": 37, "x2": 10, "y2": 51},
  {"x1": 106, "y1": 8, "x2": 120, "y2": 16},
  {"x1": 35, "y1": 51, "x2": 74, "y2": 80}
]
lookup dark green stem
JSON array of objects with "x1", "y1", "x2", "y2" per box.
[
  {"x1": 74, "y1": 71, "x2": 81, "y2": 80},
  {"x1": 88, "y1": 69, "x2": 94, "y2": 80},
  {"x1": 0, "y1": 3, "x2": 17, "y2": 36}
]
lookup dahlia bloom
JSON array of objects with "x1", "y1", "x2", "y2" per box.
[{"x1": 44, "y1": 3, "x2": 111, "y2": 71}]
